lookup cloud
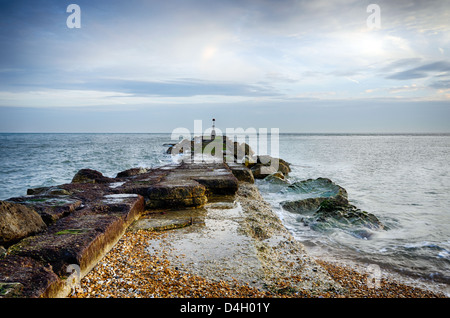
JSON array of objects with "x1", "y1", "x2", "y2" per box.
[
  {"x1": 386, "y1": 61, "x2": 450, "y2": 80},
  {"x1": 345, "y1": 77, "x2": 360, "y2": 84},
  {"x1": 430, "y1": 80, "x2": 450, "y2": 89},
  {"x1": 1, "y1": 0, "x2": 450, "y2": 132},
  {"x1": 0, "y1": 87, "x2": 269, "y2": 108},
  {"x1": 388, "y1": 84, "x2": 420, "y2": 94}
]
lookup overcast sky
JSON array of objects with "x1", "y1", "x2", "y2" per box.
[{"x1": 0, "y1": 0, "x2": 449, "y2": 133}]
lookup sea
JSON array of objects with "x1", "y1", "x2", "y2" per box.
[{"x1": 0, "y1": 133, "x2": 449, "y2": 295}]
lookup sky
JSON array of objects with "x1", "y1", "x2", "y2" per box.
[{"x1": 0, "y1": 0, "x2": 449, "y2": 133}]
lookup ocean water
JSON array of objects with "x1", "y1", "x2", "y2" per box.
[
  {"x1": 0, "y1": 133, "x2": 449, "y2": 293},
  {"x1": 260, "y1": 133, "x2": 450, "y2": 293}
]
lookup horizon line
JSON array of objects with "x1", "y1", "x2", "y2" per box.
[{"x1": 1, "y1": 131, "x2": 450, "y2": 135}]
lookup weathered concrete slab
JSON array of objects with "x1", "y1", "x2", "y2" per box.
[
  {"x1": 144, "y1": 162, "x2": 238, "y2": 208},
  {"x1": 145, "y1": 199, "x2": 267, "y2": 285},
  {"x1": 9, "y1": 194, "x2": 144, "y2": 277},
  {"x1": 9, "y1": 214, "x2": 125, "y2": 277},
  {"x1": 7, "y1": 195, "x2": 82, "y2": 225},
  {"x1": 129, "y1": 217, "x2": 193, "y2": 232},
  {"x1": 169, "y1": 162, "x2": 239, "y2": 195},
  {"x1": 144, "y1": 184, "x2": 342, "y2": 295},
  {"x1": 0, "y1": 255, "x2": 62, "y2": 298},
  {"x1": 226, "y1": 162, "x2": 255, "y2": 183},
  {"x1": 110, "y1": 167, "x2": 168, "y2": 197},
  {"x1": 81, "y1": 193, "x2": 145, "y2": 227},
  {"x1": 0, "y1": 161, "x2": 244, "y2": 298},
  {"x1": 146, "y1": 180, "x2": 208, "y2": 209}
]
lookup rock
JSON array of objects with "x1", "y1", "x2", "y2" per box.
[
  {"x1": 0, "y1": 282, "x2": 24, "y2": 298},
  {"x1": 314, "y1": 199, "x2": 384, "y2": 230},
  {"x1": 250, "y1": 164, "x2": 278, "y2": 179},
  {"x1": 10, "y1": 214, "x2": 127, "y2": 277},
  {"x1": 0, "y1": 201, "x2": 46, "y2": 247},
  {"x1": 281, "y1": 178, "x2": 383, "y2": 234},
  {"x1": 27, "y1": 187, "x2": 50, "y2": 195},
  {"x1": 277, "y1": 161, "x2": 291, "y2": 176},
  {"x1": 47, "y1": 188, "x2": 72, "y2": 196},
  {"x1": 0, "y1": 246, "x2": 6, "y2": 258},
  {"x1": 167, "y1": 139, "x2": 193, "y2": 155},
  {"x1": 264, "y1": 172, "x2": 289, "y2": 185},
  {"x1": 227, "y1": 164, "x2": 255, "y2": 183},
  {"x1": 192, "y1": 165, "x2": 239, "y2": 195},
  {"x1": 146, "y1": 181, "x2": 208, "y2": 209},
  {"x1": 110, "y1": 169, "x2": 168, "y2": 198},
  {"x1": 235, "y1": 142, "x2": 255, "y2": 160},
  {"x1": 243, "y1": 155, "x2": 257, "y2": 168},
  {"x1": 116, "y1": 167, "x2": 148, "y2": 178},
  {"x1": 128, "y1": 217, "x2": 193, "y2": 232},
  {"x1": 0, "y1": 255, "x2": 62, "y2": 298},
  {"x1": 27, "y1": 187, "x2": 72, "y2": 196},
  {"x1": 7, "y1": 196, "x2": 82, "y2": 225},
  {"x1": 232, "y1": 141, "x2": 241, "y2": 159},
  {"x1": 287, "y1": 177, "x2": 347, "y2": 199},
  {"x1": 194, "y1": 176, "x2": 239, "y2": 196},
  {"x1": 7, "y1": 192, "x2": 144, "y2": 278},
  {"x1": 254, "y1": 155, "x2": 291, "y2": 177},
  {"x1": 143, "y1": 163, "x2": 240, "y2": 208},
  {"x1": 1, "y1": 159, "x2": 254, "y2": 298},
  {"x1": 71, "y1": 169, "x2": 113, "y2": 184},
  {"x1": 282, "y1": 197, "x2": 329, "y2": 213},
  {"x1": 256, "y1": 155, "x2": 272, "y2": 165}
]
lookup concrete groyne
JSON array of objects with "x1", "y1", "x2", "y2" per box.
[
  {"x1": 0, "y1": 159, "x2": 256, "y2": 297},
  {"x1": 1, "y1": 132, "x2": 296, "y2": 299}
]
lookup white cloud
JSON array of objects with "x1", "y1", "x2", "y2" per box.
[
  {"x1": 0, "y1": 88, "x2": 258, "y2": 108},
  {"x1": 0, "y1": 90, "x2": 134, "y2": 108}
]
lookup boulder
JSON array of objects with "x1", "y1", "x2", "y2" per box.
[
  {"x1": 281, "y1": 178, "x2": 384, "y2": 235},
  {"x1": 71, "y1": 169, "x2": 113, "y2": 184},
  {"x1": 251, "y1": 164, "x2": 278, "y2": 179},
  {"x1": 27, "y1": 187, "x2": 72, "y2": 196},
  {"x1": 319, "y1": 199, "x2": 382, "y2": 225},
  {"x1": 7, "y1": 196, "x2": 82, "y2": 225},
  {"x1": 264, "y1": 172, "x2": 289, "y2": 185},
  {"x1": 0, "y1": 201, "x2": 46, "y2": 246},
  {"x1": 277, "y1": 161, "x2": 291, "y2": 176},
  {"x1": 287, "y1": 177, "x2": 347, "y2": 199},
  {"x1": 116, "y1": 167, "x2": 148, "y2": 178},
  {"x1": 27, "y1": 187, "x2": 51, "y2": 195},
  {"x1": 282, "y1": 197, "x2": 330, "y2": 213},
  {"x1": 243, "y1": 155, "x2": 257, "y2": 168},
  {"x1": 167, "y1": 138, "x2": 193, "y2": 155},
  {"x1": 235, "y1": 142, "x2": 255, "y2": 160},
  {"x1": 253, "y1": 155, "x2": 291, "y2": 178}
]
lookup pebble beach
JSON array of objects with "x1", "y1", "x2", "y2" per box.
[{"x1": 70, "y1": 229, "x2": 445, "y2": 299}]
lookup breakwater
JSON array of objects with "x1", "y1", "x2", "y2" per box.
[
  {"x1": 0, "y1": 159, "x2": 249, "y2": 297},
  {"x1": 1, "y1": 136, "x2": 447, "y2": 298}
]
